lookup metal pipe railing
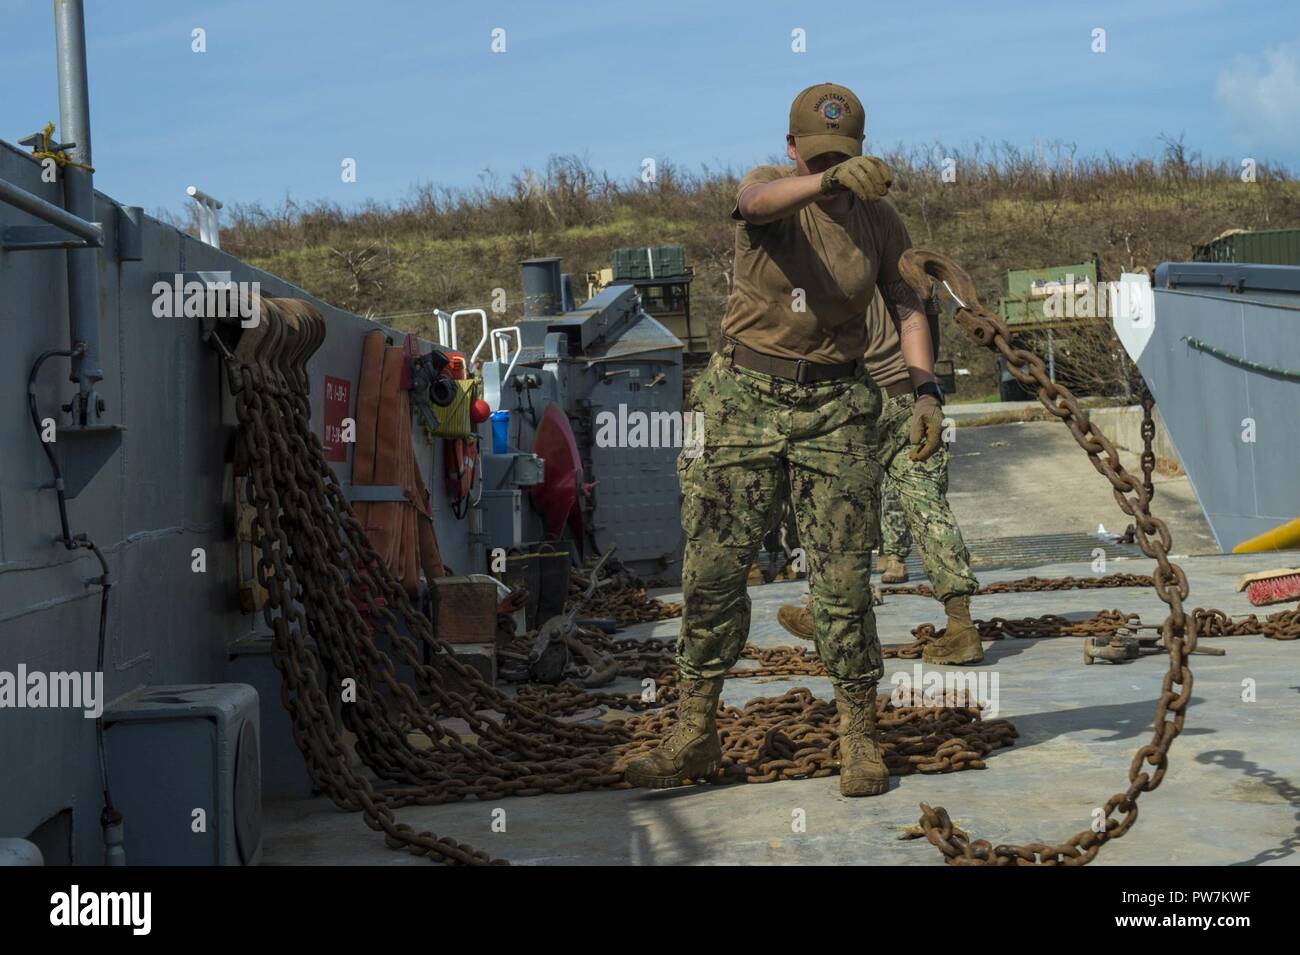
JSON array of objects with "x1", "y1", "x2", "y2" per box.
[
  {"x1": 186, "y1": 185, "x2": 223, "y2": 248},
  {"x1": 0, "y1": 177, "x2": 103, "y2": 246}
]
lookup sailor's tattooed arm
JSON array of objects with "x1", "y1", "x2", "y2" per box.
[
  {"x1": 881, "y1": 278, "x2": 937, "y2": 387},
  {"x1": 882, "y1": 278, "x2": 924, "y2": 326}
]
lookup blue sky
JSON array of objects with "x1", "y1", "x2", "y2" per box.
[{"x1": 3, "y1": 0, "x2": 1298, "y2": 218}]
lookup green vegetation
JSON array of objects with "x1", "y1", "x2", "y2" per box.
[
  {"x1": 219, "y1": 142, "x2": 1299, "y2": 396},
  {"x1": 949, "y1": 390, "x2": 1002, "y2": 405}
]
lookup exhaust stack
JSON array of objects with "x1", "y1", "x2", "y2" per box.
[{"x1": 521, "y1": 256, "x2": 563, "y2": 318}]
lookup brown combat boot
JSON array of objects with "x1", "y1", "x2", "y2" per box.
[
  {"x1": 922, "y1": 595, "x2": 985, "y2": 665},
  {"x1": 777, "y1": 602, "x2": 814, "y2": 641},
  {"x1": 778, "y1": 589, "x2": 885, "y2": 642},
  {"x1": 623, "y1": 677, "x2": 724, "y2": 789},
  {"x1": 879, "y1": 554, "x2": 908, "y2": 583},
  {"x1": 834, "y1": 684, "x2": 890, "y2": 796}
]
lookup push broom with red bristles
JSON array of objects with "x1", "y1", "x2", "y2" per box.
[{"x1": 1236, "y1": 568, "x2": 1300, "y2": 607}]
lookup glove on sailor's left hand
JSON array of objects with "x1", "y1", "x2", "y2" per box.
[{"x1": 908, "y1": 394, "x2": 944, "y2": 462}]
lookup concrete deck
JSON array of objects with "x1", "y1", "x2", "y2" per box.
[
  {"x1": 264, "y1": 551, "x2": 1300, "y2": 866},
  {"x1": 947, "y1": 419, "x2": 1217, "y2": 554}
]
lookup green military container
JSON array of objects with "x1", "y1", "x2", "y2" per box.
[
  {"x1": 999, "y1": 262, "x2": 1098, "y2": 329},
  {"x1": 611, "y1": 245, "x2": 688, "y2": 280},
  {"x1": 1193, "y1": 228, "x2": 1300, "y2": 266},
  {"x1": 996, "y1": 261, "x2": 1105, "y2": 401}
]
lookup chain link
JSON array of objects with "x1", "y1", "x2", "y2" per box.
[
  {"x1": 881, "y1": 572, "x2": 1154, "y2": 598},
  {"x1": 900, "y1": 248, "x2": 1210, "y2": 865},
  {"x1": 214, "y1": 290, "x2": 1297, "y2": 866},
  {"x1": 1139, "y1": 388, "x2": 1157, "y2": 506},
  {"x1": 213, "y1": 298, "x2": 1041, "y2": 865}
]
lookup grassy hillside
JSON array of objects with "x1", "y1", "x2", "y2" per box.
[{"x1": 220, "y1": 142, "x2": 1300, "y2": 396}]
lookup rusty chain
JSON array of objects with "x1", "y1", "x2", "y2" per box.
[
  {"x1": 1119, "y1": 389, "x2": 1157, "y2": 544},
  {"x1": 880, "y1": 572, "x2": 1154, "y2": 598},
  {"x1": 553, "y1": 604, "x2": 1290, "y2": 685},
  {"x1": 216, "y1": 301, "x2": 634, "y2": 866},
  {"x1": 211, "y1": 290, "x2": 1298, "y2": 867},
  {"x1": 568, "y1": 577, "x2": 683, "y2": 623},
  {"x1": 1139, "y1": 388, "x2": 1157, "y2": 506},
  {"x1": 1193, "y1": 606, "x2": 1300, "y2": 641},
  {"x1": 512, "y1": 635, "x2": 1017, "y2": 780},
  {"x1": 900, "y1": 247, "x2": 1213, "y2": 865},
  {"x1": 572, "y1": 571, "x2": 1160, "y2": 620},
  {"x1": 210, "y1": 296, "x2": 1031, "y2": 866}
]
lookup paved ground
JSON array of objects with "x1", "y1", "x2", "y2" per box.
[
  {"x1": 946, "y1": 420, "x2": 1217, "y2": 555},
  {"x1": 264, "y1": 549, "x2": 1300, "y2": 866},
  {"x1": 945, "y1": 399, "x2": 1041, "y2": 421},
  {"x1": 262, "y1": 419, "x2": 1293, "y2": 866}
]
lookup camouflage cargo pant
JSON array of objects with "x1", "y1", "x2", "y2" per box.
[
  {"x1": 877, "y1": 391, "x2": 978, "y2": 601},
  {"x1": 676, "y1": 344, "x2": 884, "y2": 691}
]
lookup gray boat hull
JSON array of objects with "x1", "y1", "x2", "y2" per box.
[{"x1": 1114, "y1": 262, "x2": 1300, "y2": 552}]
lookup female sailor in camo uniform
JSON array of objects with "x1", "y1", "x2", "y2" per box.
[{"x1": 624, "y1": 82, "x2": 944, "y2": 797}]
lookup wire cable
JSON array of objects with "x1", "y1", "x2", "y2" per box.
[{"x1": 27, "y1": 348, "x2": 119, "y2": 851}]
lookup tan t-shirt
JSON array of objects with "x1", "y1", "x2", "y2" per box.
[
  {"x1": 722, "y1": 163, "x2": 913, "y2": 371},
  {"x1": 863, "y1": 290, "x2": 909, "y2": 388}
]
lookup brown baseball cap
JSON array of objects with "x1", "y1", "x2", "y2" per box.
[{"x1": 789, "y1": 82, "x2": 865, "y2": 160}]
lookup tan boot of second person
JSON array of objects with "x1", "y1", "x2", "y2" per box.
[
  {"x1": 922, "y1": 595, "x2": 985, "y2": 665},
  {"x1": 834, "y1": 684, "x2": 890, "y2": 797},
  {"x1": 777, "y1": 602, "x2": 814, "y2": 641},
  {"x1": 879, "y1": 554, "x2": 908, "y2": 583},
  {"x1": 623, "y1": 677, "x2": 724, "y2": 789},
  {"x1": 780, "y1": 591, "x2": 884, "y2": 640}
]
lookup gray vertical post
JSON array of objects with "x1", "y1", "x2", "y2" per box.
[
  {"x1": 54, "y1": 0, "x2": 91, "y2": 167},
  {"x1": 54, "y1": 0, "x2": 103, "y2": 424}
]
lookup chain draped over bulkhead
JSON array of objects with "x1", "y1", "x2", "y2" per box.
[
  {"x1": 207, "y1": 295, "x2": 1026, "y2": 866},
  {"x1": 207, "y1": 273, "x2": 1299, "y2": 867}
]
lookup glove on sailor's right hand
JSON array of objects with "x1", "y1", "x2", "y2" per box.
[{"x1": 820, "y1": 156, "x2": 892, "y2": 202}]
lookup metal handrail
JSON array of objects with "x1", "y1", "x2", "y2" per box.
[
  {"x1": 0, "y1": 176, "x2": 102, "y2": 246},
  {"x1": 455, "y1": 309, "x2": 490, "y2": 365},
  {"x1": 186, "y1": 186, "x2": 223, "y2": 248},
  {"x1": 490, "y1": 327, "x2": 521, "y2": 382}
]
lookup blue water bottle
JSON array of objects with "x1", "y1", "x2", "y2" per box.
[{"x1": 491, "y1": 410, "x2": 510, "y2": 454}]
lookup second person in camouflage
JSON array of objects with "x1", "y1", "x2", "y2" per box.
[{"x1": 778, "y1": 291, "x2": 985, "y2": 665}]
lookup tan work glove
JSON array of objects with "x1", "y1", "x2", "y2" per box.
[
  {"x1": 820, "y1": 156, "x2": 892, "y2": 201},
  {"x1": 909, "y1": 394, "x2": 943, "y2": 462}
]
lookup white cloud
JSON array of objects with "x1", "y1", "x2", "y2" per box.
[{"x1": 1216, "y1": 38, "x2": 1300, "y2": 155}]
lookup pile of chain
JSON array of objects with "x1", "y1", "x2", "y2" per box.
[
  {"x1": 511, "y1": 632, "x2": 1017, "y2": 781},
  {"x1": 559, "y1": 610, "x2": 1150, "y2": 682},
  {"x1": 880, "y1": 572, "x2": 1154, "y2": 598},
  {"x1": 207, "y1": 296, "x2": 1017, "y2": 867},
  {"x1": 568, "y1": 572, "x2": 683, "y2": 624},
  {"x1": 1193, "y1": 606, "x2": 1300, "y2": 641},
  {"x1": 888, "y1": 610, "x2": 1142, "y2": 659},
  {"x1": 211, "y1": 301, "x2": 631, "y2": 865},
  {"x1": 617, "y1": 689, "x2": 1015, "y2": 782}
]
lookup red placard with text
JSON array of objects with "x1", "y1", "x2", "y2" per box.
[{"x1": 323, "y1": 376, "x2": 351, "y2": 462}]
